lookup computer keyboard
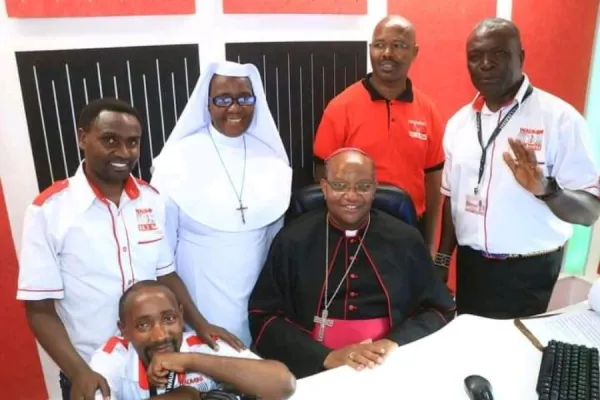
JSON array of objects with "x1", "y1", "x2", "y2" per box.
[{"x1": 536, "y1": 340, "x2": 600, "y2": 400}]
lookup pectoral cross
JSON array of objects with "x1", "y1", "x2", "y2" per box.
[
  {"x1": 313, "y1": 309, "x2": 334, "y2": 342},
  {"x1": 236, "y1": 201, "x2": 248, "y2": 224}
]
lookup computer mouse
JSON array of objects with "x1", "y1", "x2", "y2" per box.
[{"x1": 464, "y1": 375, "x2": 494, "y2": 400}]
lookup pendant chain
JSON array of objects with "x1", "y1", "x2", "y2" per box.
[
  {"x1": 323, "y1": 214, "x2": 371, "y2": 311},
  {"x1": 208, "y1": 132, "x2": 247, "y2": 223}
]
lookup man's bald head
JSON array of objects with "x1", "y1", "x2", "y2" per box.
[
  {"x1": 372, "y1": 15, "x2": 416, "y2": 42},
  {"x1": 325, "y1": 148, "x2": 376, "y2": 180},
  {"x1": 468, "y1": 18, "x2": 522, "y2": 49}
]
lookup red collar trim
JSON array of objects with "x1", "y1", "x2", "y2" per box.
[
  {"x1": 137, "y1": 355, "x2": 188, "y2": 390},
  {"x1": 471, "y1": 94, "x2": 515, "y2": 112},
  {"x1": 138, "y1": 359, "x2": 149, "y2": 390},
  {"x1": 85, "y1": 175, "x2": 140, "y2": 202}
]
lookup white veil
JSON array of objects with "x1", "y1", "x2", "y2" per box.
[
  {"x1": 150, "y1": 61, "x2": 292, "y2": 232},
  {"x1": 154, "y1": 60, "x2": 289, "y2": 164}
]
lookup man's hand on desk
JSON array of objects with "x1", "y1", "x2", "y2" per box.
[
  {"x1": 323, "y1": 339, "x2": 398, "y2": 371},
  {"x1": 371, "y1": 339, "x2": 398, "y2": 359},
  {"x1": 70, "y1": 367, "x2": 110, "y2": 400}
]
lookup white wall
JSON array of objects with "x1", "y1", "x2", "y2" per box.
[{"x1": 1, "y1": 0, "x2": 599, "y2": 398}]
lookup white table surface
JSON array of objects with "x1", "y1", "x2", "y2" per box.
[{"x1": 291, "y1": 302, "x2": 591, "y2": 400}]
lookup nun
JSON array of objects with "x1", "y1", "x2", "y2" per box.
[{"x1": 151, "y1": 61, "x2": 293, "y2": 347}]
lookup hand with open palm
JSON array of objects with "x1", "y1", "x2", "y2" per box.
[{"x1": 502, "y1": 138, "x2": 545, "y2": 196}]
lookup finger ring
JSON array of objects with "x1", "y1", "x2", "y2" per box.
[{"x1": 348, "y1": 351, "x2": 355, "y2": 360}]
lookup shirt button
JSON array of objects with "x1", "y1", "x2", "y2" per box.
[
  {"x1": 348, "y1": 305, "x2": 357, "y2": 311},
  {"x1": 350, "y1": 291, "x2": 358, "y2": 297},
  {"x1": 349, "y1": 273, "x2": 359, "y2": 279},
  {"x1": 349, "y1": 238, "x2": 357, "y2": 244},
  {"x1": 348, "y1": 256, "x2": 355, "y2": 261},
  {"x1": 122, "y1": 246, "x2": 128, "y2": 252},
  {"x1": 127, "y1": 280, "x2": 133, "y2": 286}
]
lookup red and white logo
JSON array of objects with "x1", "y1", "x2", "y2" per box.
[
  {"x1": 517, "y1": 127, "x2": 544, "y2": 151},
  {"x1": 136, "y1": 208, "x2": 157, "y2": 231},
  {"x1": 408, "y1": 119, "x2": 428, "y2": 141}
]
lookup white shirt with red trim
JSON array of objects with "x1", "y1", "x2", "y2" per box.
[
  {"x1": 16, "y1": 164, "x2": 175, "y2": 362},
  {"x1": 90, "y1": 332, "x2": 259, "y2": 400},
  {"x1": 441, "y1": 75, "x2": 600, "y2": 254}
]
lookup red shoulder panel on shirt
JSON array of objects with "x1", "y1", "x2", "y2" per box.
[
  {"x1": 185, "y1": 334, "x2": 219, "y2": 347},
  {"x1": 186, "y1": 335, "x2": 204, "y2": 346},
  {"x1": 135, "y1": 178, "x2": 159, "y2": 194},
  {"x1": 32, "y1": 179, "x2": 69, "y2": 206},
  {"x1": 102, "y1": 336, "x2": 129, "y2": 353}
]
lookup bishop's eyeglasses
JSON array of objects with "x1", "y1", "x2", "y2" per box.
[
  {"x1": 325, "y1": 180, "x2": 375, "y2": 194},
  {"x1": 210, "y1": 95, "x2": 256, "y2": 108}
]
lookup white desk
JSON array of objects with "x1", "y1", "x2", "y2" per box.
[{"x1": 291, "y1": 302, "x2": 590, "y2": 400}]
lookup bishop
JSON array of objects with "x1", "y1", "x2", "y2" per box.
[{"x1": 248, "y1": 149, "x2": 456, "y2": 379}]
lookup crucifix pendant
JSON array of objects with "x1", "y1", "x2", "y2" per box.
[
  {"x1": 313, "y1": 309, "x2": 334, "y2": 342},
  {"x1": 236, "y1": 201, "x2": 248, "y2": 224}
]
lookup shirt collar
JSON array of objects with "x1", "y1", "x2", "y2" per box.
[
  {"x1": 327, "y1": 212, "x2": 371, "y2": 237},
  {"x1": 70, "y1": 161, "x2": 141, "y2": 210},
  {"x1": 471, "y1": 74, "x2": 531, "y2": 113},
  {"x1": 128, "y1": 346, "x2": 149, "y2": 390},
  {"x1": 361, "y1": 73, "x2": 414, "y2": 102}
]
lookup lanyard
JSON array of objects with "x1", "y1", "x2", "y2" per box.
[
  {"x1": 149, "y1": 371, "x2": 176, "y2": 397},
  {"x1": 474, "y1": 85, "x2": 533, "y2": 194}
]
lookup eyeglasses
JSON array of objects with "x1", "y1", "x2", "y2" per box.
[
  {"x1": 209, "y1": 95, "x2": 256, "y2": 108},
  {"x1": 326, "y1": 180, "x2": 375, "y2": 193},
  {"x1": 369, "y1": 41, "x2": 413, "y2": 53}
]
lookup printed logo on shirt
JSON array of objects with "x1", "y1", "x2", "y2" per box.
[
  {"x1": 517, "y1": 128, "x2": 544, "y2": 151},
  {"x1": 136, "y1": 208, "x2": 158, "y2": 231},
  {"x1": 465, "y1": 194, "x2": 486, "y2": 215},
  {"x1": 182, "y1": 375, "x2": 205, "y2": 385},
  {"x1": 408, "y1": 119, "x2": 428, "y2": 141},
  {"x1": 177, "y1": 372, "x2": 217, "y2": 392}
]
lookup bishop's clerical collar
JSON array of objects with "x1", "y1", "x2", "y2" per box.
[{"x1": 327, "y1": 214, "x2": 370, "y2": 237}]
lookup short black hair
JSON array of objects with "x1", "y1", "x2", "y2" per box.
[
  {"x1": 118, "y1": 280, "x2": 177, "y2": 322},
  {"x1": 78, "y1": 98, "x2": 142, "y2": 131}
]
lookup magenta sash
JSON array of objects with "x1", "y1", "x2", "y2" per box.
[{"x1": 311, "y1": 317, "x2": 389, "y2": 349}]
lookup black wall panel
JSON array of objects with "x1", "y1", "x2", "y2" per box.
[
  {"x1": 15, "y1": 44, "x2": 200, "y2": 191},
  {"x1": 226, "y1": 41, "x2": 367, "y2": 189},
  {"x1": 15, "y1": 42, "x2": 366, "y2": 193}
]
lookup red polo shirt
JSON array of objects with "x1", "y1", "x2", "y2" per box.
[{"x1": 314, "y1": 75, "x2": 445, "y2": 216}]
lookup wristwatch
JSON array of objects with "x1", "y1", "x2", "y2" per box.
[{"x1": 535, "y1": 177, "x2": 562, "y2": 200}]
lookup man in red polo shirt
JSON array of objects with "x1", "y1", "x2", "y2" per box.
[{"x1": 313, "y1": 15, "x2": 445, "y2": 251}]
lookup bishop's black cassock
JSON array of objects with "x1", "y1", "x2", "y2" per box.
[{"x1": 248, "y1": 209, "x2": 457, "y2": 378}]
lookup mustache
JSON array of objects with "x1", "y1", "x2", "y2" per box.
[{"x1": 144, "y1": 339, "x2": 177, "y2": 358}]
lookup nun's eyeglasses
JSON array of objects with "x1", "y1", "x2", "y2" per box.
[{"x1": 210, "y1": 95, "x2": 256, "y2": 108}]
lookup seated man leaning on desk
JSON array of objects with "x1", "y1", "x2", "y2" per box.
[
  {"x1": 248, "y1": 148, "x2": 457, "y2": 379},
  {"x1": 90, "y1": 280, "x2": 296, "y2": 399}
]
